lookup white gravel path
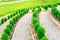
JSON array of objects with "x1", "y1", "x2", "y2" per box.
[
  {"x1": 11, "y1": 13, "x2": 32, "y2": 40},
  {"x1": 39, "y1": 11, "x2": 60, "y2": 40}
]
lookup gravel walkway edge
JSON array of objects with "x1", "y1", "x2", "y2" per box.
[{"x1": 49, "y1": 14, "x2": 60, "y2": 27}]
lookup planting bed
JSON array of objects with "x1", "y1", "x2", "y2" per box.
[
  {"x1": 31, "y1": 7, "x2": 48, "y2": 40},
  {"x1": 11, "y1": 13, "x2": 32, "y2": 40},
  {"x1": 0, "y1": 8, "x2": 29, "y2": 40},
  {"x1": 39, "y1": 10, "x2": 60, "y2": 40},
  {"x1": 1, "y1": 1, "x2": 60, "y2": 40},
  {"x1": 0, "y1": 19, "x2": 9, "y2": 38}
]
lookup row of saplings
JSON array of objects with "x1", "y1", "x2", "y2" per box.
[
  {"x1": 0, "y1": 10, "x2": 19, "y2": 26},
  {"x1": 51, "y1": 6, "x2": 60, "y2": 20},
  {"x1": 0, "y1": 8, "x2": 29, "y2": 26},
  {"x1": 41, "y1": 3, "x2": 57, "y2": 10},
  {"x1": 32, "y1": 7, "x2": 48, "y2": 40},
  {"x1": 0, "y1": 8, "x2": 29, "y2": 40}
]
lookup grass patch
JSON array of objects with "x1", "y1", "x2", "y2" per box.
[{"x1": 0, "y1": 1, "x2": 58, "y2": 17}]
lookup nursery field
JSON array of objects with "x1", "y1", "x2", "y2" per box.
[
  {"x1": 0, "y1": 1, "x2": 41, "y2": 17},
  {"x1": 0, "y1": 0, "x2": 60, "y2": 40},
  {"x1": 0, "y1": 1, "x2": 58, "y2": 17}
]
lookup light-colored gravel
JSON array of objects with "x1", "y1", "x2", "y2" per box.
[
  {"x1": 57, "y1": 5, "x2": 60, "y2": 10},
  {"x1": 11, "y1": 13, "x2": 32, "y2": 40},
  {"x1": 39, "y1": 11, "x2": 60, "y2": 40}
]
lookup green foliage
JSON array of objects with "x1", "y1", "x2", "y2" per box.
[
  {"x1": 37, "y1": 26, "x2": 45, "y2": 39},
  {"x1": 52, "y1": 7, "x2": 57, "y2": 17},
  {"x1": 51, "y1": 3, "x2": 57, "y2": 8},
  {"x1": 33, "y1": 11, "x2": 38, "y2": 17},
  {"x1": 0, "y1": 8, "x2": 29, "y2": 40},
  {"x1": 48, "y1": 4, "x2": 51, "y2": 8},
  {"x1": 33, "y1": 8, "x2": 41, "y2": 17},
  {"x1": 38, "y1": 7, "x2": 41, "y2": 11},
  {"x1": 36, "y1": 6, "x2": 41, "y2": 12},
  {"x1": 55, "y1": 4, "x2": 57, "y2": 7},
  {"x1": 42, "y1": 5, "x2": 48, "y2": 10},
  {"x1": 32, "y1": 6, "x2": 41, "y2": 13},
  {"x1": 51, "y1": 4, "x2": 56, "y2": 8},
  {"x1": 57, "y1": 11, "x2": 60, "y2": 20},
  {"x1": 52, "y1": 7, "x2": 56, "y2": 13},
  {"x1": 18, "y1": 10, "x2": 20, "y2": 13},
  {"x1": 54, "y1": 9, "x2": 58, "y2": 17},
  {"x1": 0, "y1": 21, "x2": 1, "y2": 25},
  {"x1": 32, "y1": 7, "x2": 36, "y2": 12},
  {"x1": 8, "y1": 13, "x2": 15, "y2": 19},
  {"x1": 1, "y1": 32, "x2": 9, "y2": 40},
  {"x1": 20, "y1": 9, "x2": 29, "y2": 16},
  {"x1": 32, "y1": 17, "x2": 39, "y2": 24},
  {"x1": 15, "y1": 15, "x2": 20, "y2": 21},
  {"x1": 52, "y1": 7, "x2": 60, "y2": 20},
  {"x1": 4, "y1": 28, "x2": 11, "y2": 35},
  {"x1": 12, "y1": 17, "x2": 16, "y2": 24},
  {"x1": 15, "y1": 15, "x2": 19, "y2": 20},
  {"x1": 31, "y1": 6, "x2": 48, "y2": 40},
  {"x1": 32, "y1": 7, "x2": 47, "y2": 39},
  {"x1": 23, "y1": 9, "x2": 28, "y2": 13},
  {"x1": 40, "y1": 36, "x2": 48, "y2": 40},
  {"x1": 13, "y1": 13, "x2": 16, "y2": 16},
  {"x1": 9, "y1": 19, "x2": 14, "y2": 26},
  {"x1": 0, "y1": 1, "x2": 59, "y2": 17},
  {"x1": 1, "y1": 18, "x2": 7, "y2": 24},
  {"x1": 19, "y1": 12, "x2": 24, "y2": 17},
  {"x1": 8, "y1": 15, "x2": 11, "y2": 19},
  {"x1": 6, "y1": 24, "x2": 13, "y2": 31},
  {"x1": 33, "y1": 23, "x2": 40, "y2": 32},
  {"x1": 57, "y1": 2, "x2": 60, "y2": 5},
  {"x1": 10, "y1": 13, "x2": 14, "y2": 17},
  {"x1": 16, "y1": 11, "x2": 18, "y2": 15},
  {"x1": 17, "y1": 15, "x2": 20, "y2": 19}
]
